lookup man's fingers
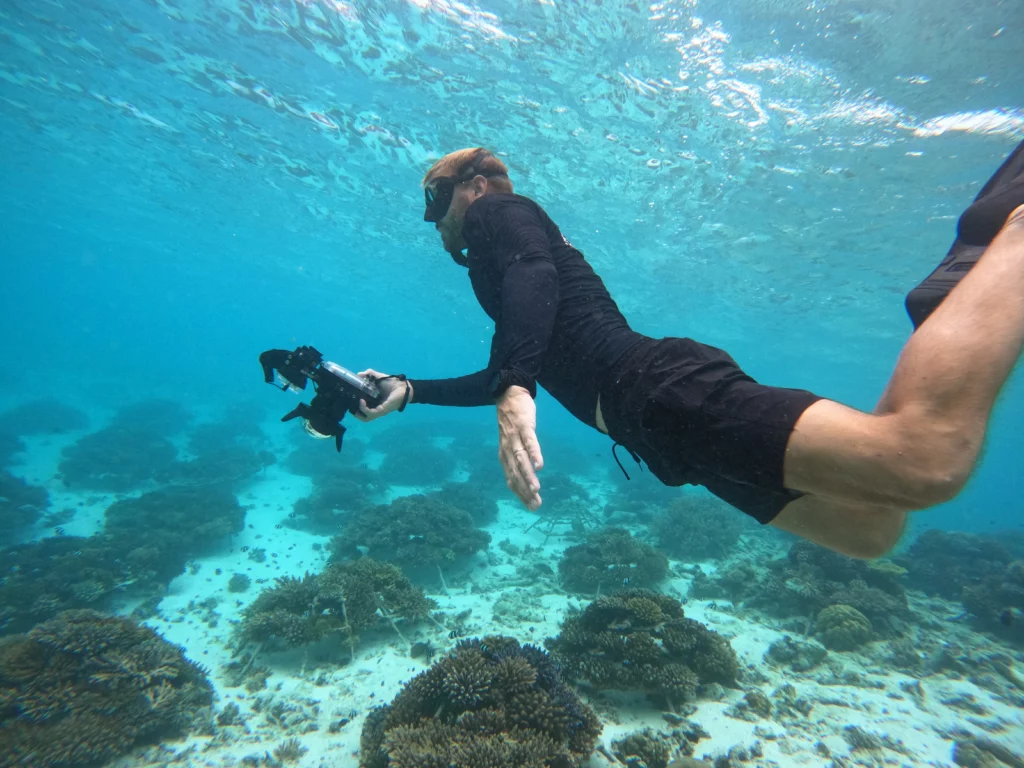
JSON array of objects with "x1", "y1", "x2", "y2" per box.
[{"x1": 521, "y1": 430, "x2": 544, "y2": 473}]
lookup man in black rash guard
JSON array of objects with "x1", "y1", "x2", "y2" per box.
[{"x1": 357, "y1": 145, "x2": 1024, "y2": 560}]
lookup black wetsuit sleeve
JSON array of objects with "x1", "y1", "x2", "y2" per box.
[{"x1": 408, "y1": 335, "x2": 500, "y2": 407}]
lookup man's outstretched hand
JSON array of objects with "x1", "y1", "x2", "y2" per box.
[{"x1": 497, "y1": 385, "x2": 544, "y2": 510}]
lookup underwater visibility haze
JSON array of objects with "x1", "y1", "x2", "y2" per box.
[{"x1": 1, "y1": 0, "x2": 1023, "y2": 766}]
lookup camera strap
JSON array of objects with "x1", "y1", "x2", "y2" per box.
[{"x1": 380, "y1": 374, "x2": 412, "y2": 412}]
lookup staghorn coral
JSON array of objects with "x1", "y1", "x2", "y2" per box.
[
  {"x1": 895, "y1": 529, "x2": 1013, "y2": 600},
  {"x1": 558, "y1": 528, "x2": 668, "y2": 594},
  {"x1": 814, "y1": 604, "x2": 874, "y2": 651},
  {"x1": 360, "y1": 635, "x2": 600, "y2": 768},
  {"x1": 103, "y1": 486, "x2": 246, "y2": 586},
  {"x1": 0, "y1": 610, "x2": 212, "y2": 768},
  {"x1": 653, "y1": 494, "x2": 748, "y2": 561},
  {"x1": 237, "y1": 558, "x2": 435, "y2": 653},
  {"x1": 546, "y1": 589, "x2": 739, "y2": 708},
  {"x1": 0, "y1": 470, "x2": 49, "y2": 545},
  {"x1": 57, "y1": 425, "x2": 180, "y2": 492},
  {"x1": 331, "y1": 495, "x2": 490, "y2": 580},
  {"x1": 0, "y1": 536, "x2": 135, "y2": 636}
]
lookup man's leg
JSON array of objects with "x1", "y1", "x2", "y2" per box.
[
  {"x1": 770, "y1": 495, "x2": 907, "y2": 560},
  {"x1": 779, "y1": 204, "x2": 1024, "y2": 529}
]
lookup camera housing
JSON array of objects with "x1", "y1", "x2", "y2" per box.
[{"x1": 259, "y1": 346, "x2": 382, "y2": 452}]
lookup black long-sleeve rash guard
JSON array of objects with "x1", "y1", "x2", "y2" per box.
[{"x1": 410, "y1": 193, "x2": 648, "y2": 429}]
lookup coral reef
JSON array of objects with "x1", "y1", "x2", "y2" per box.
[
  {"x1": 689, "y1": 563, "x2": 762, "y2": 602},
  {"x1": 331, "y1": 495, "x2": 490, "y2": 578},
  {"x1": 0, "y1": 431, "x2": 25, "y2": 465},
  {"x1": 237, "y1": 558, "x2": 435, "y2": 653},
  {"x1": 0, "y1": 536, "x2": 135, "y2": 635},
  {"x1": 610, "y1": 728, "x2": 702, "y2": 768},
  {"x1": 896, "y1": 529, "x2": 1014, "y2": 600},
  {"x1": 283, "y1": 434, "x2": 369, "y2": 481},
  {"x1": 103, "y1": 486, "x2": 246, "y2": 586},
  {"x1": 112, "y1": 397, "x2": 194, "y2": 435},
  {"x1": 375, "y1": 426, "x2": 458, "y2": 487},
  {"x1": 814, "y1": 604, "x2": 874, "y2": 651},
  {"x1": 652, "y1": 495, "x2": 747, "y2": 561},
  {"x1": 745, "y1": 541, "x2": 912, "y2": 637},
  {"x1": 0, "y1": 471, "x2": 49, "y2": 544},
  {"x1": 546, "y1": 589, "x2": 739, "y2": 708},
  {"x1": 427, "y1": 481, "x2": 499, "y2": 526},
  {"x1": 157, "y1": 446, "x2": 275, "y2": 491},
  {"x1": 961, "y1": 561, "x2": 1024, "y2": 646},
  {"x1": 764, "y1": 636, "x2": 828, "y2": 672},
  {"x1": 558, "y1": 528, "x2": 668, "y2": 594},
  {"x1": 0, "y1": 610, "x2": 213, "y2": 768},
  {"x1": 287, "y1": 469, "x2": 378, "y2": 534},
  {"x1": 57, "y1": 425, "x2": 180, "y2": 491},
  {"x1": 186, "y1": 405, "x2": 267, "y2": 457},
  {"x1": 0, "y1": 398, "x2": 89, "y2": 436},
  {"x1": 359, "y1": 635, "x2": 601, "y2": 768}
]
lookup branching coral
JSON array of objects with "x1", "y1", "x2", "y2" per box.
[
  {"x1": 0, "y1": 398, "x2": 89, "y2": 436},
  {"x1": 0, "y1": 610, "x2": 212, "y2": 768},
  {"x1": 557, "y1": 528, "x2": 668, "y2": 594},
  {"x1": 359, "y1": 636, "x2": 600, "y2": 768},
  {"x1": 896, "y1": 529, "x2": 1013, "y2": 600},
  {"x1": 652, "y1": 495, "x2": 747, "y2": 560},
  {"x1": 237, "y1": 559, "x2": 435, "y2": 653},
  {"x1": 58, "y1": 425, "x2": 180, "y2": 491},
  {"x1": 0, "y1": 536, "x2": 135, "y2": 636},
  {"x1": 0, "y1": 471, "x2": 49, "y2": 545},
  {"x1": 0, "y1": 431, "x2": 25, "y2": 465},
  {"x1": 689, "y1": 563, "x2": 761, "y2": 602},
  {"x1": 111, "y1": 398, "x2": 194, "y2": 436},
  {"x1": 427, "y1": 481, "x2": 499, "y2": 526},
  {"x1": 287, "y1": 470, "x2": 378, "y2": 534},
  {"x1": 331, "y1": 495, "x2": 490, "y2": 579},
  {"x1": 103, "y1": 486, "x2": 246, "y2": 586},
  {"x1": 546, "y1": 589, "x2": 739, "y2": 708},
  {"x1": 157, "y1": 446, "x2": 275, "y2": 492},
  {"x1": 962, "y1": 561, "x2": 1024, "y2": 646},
  {"x1": 744, "y1": 541, "x2": 912, "y2": 636}
]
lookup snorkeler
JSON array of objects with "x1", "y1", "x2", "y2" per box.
[{"x1": 355, "y1": 144, "x2": 1024, "y2": 561}]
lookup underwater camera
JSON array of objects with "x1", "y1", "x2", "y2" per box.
[{"x1": 259, "y1": 345, "x2": 382, "y2": 452}]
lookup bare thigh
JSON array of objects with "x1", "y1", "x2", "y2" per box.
[
  {"x1": 770, "y1": 493, "x2": 908, "y2": 560},
  {"x1": 781, "y1": 399, "x2": 977, "y2": 510}
]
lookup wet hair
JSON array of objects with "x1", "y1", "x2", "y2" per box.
[{"x1": 422, "y1": 147, "x2": 514, "y2": 194}]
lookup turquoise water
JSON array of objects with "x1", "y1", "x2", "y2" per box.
[{"x1": 2, "y1": 1, "x2": 1024, "y2": 766}]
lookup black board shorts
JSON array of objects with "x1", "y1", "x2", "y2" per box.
[{"x1": 602, "y1": 337, "x2": 822, "y2": 524}]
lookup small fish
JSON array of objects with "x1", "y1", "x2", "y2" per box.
[
  {"x1": 448, "y1": 629, "x2": 463, "y2": 639},
  {"x1": 241, "y1": 546, "x2": 250, "y2": 552},
  {"x1": 707, "y1": 601, "x2": 718, "y2": 610},
  {"x1": 54, "y1": 526, "x2": 65, "y2": 536},
  {"x1": 479, "y1": 643, "x2": 488, "y2": 653},
  {"x1": 622, "y1": 578, "x2": 630, "y2": 586}
]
